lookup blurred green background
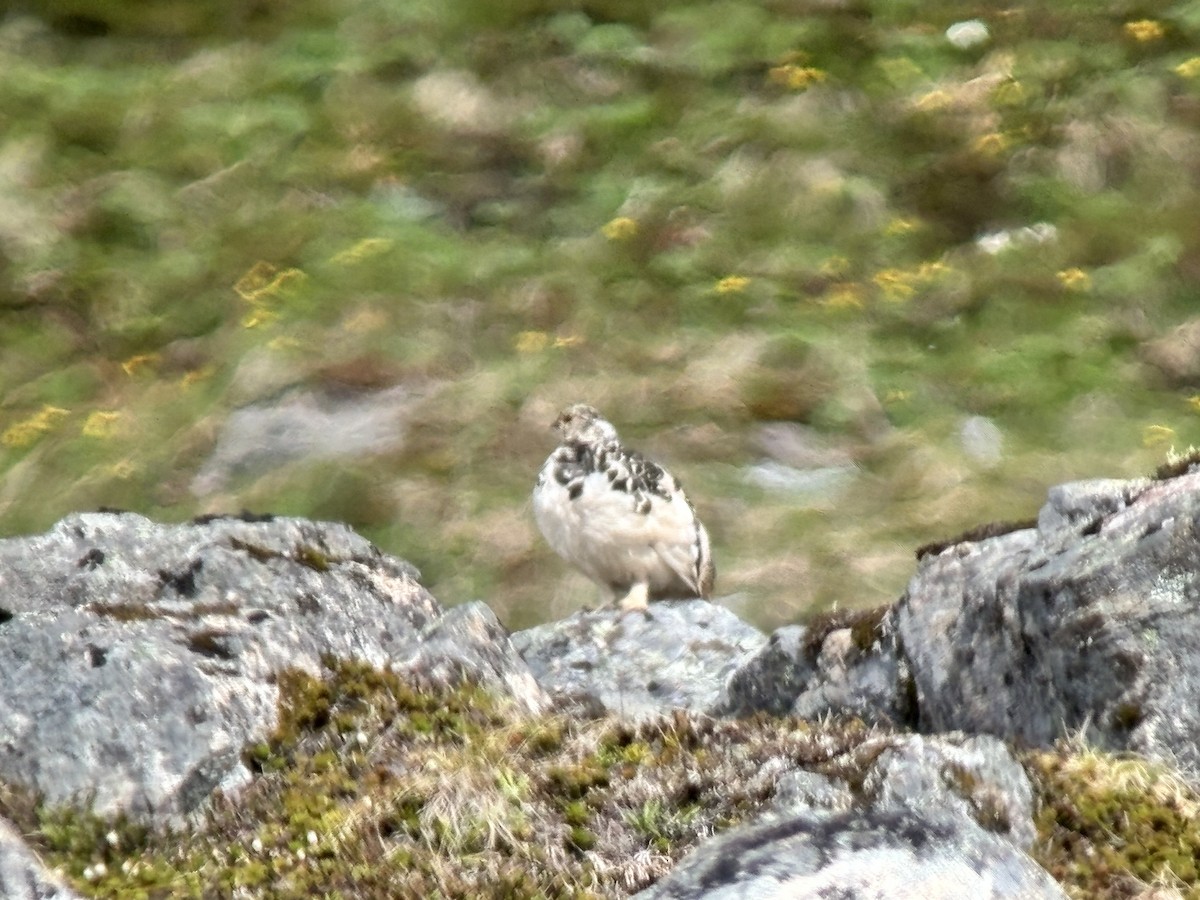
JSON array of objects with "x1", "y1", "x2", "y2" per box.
[{"x1": 3, "y1": 0, "x2": 1199, "y2": 629}]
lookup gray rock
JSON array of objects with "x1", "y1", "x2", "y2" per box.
[
  {"x1": 721, "y1": 614, "x2": 911, "y2": 726},
  {"x1": 960, "y1": 415, "x2": 1002, "y2": 466},
  {"x1": 512, "y1": 600, "x2": 765, "y2": 718},
  {"x1": 720, "y1": 626, "x2": 818, "y2": 717},
  {"x1": 636, "y1": 733, "x2": 1061, "y2": 899},
  {"x1": 1035, "y1": 477, "x2": 1149, "y2": 534},
  {"x1": 741, "y1": 461, "x2": 857, "y2": 501},
  {"x1": 190, "y1": 383, "x2": 424, "y2": 495},
  {"x1": 898, "y1": 472, "x2": 1200, "y2": 770},
  {"x1": 0, "y1": 512, "x2": 545, "y2": 822},
  {"x1": 634, "y1": 806, "x2": 1066, "y2": 899},
  {"x1": 0, "y1": 817, "x2": 81, "y2": 900},
  {"x1": 857, "y1": 733, "x2": 1038, "y2": 851}
]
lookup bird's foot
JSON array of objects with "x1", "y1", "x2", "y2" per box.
[{"x1": 618, "y1": 583, "x2": 649, "y2": 612}]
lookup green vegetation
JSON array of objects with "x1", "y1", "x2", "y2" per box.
[
  {"x1": 1028, "y1": 743, "x2": 1200, "y2": 898},
  {"x1": 3, "y1": 1, "x2": 1200, "y2": 628},
  {"x1": 1, "y1": 658, "x2": 875, "y2": 898},
  {"x1": 7, "y1": 659, "x2": 1199, "y2": 897}
]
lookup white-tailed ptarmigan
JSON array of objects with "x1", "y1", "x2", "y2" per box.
[{"x1": 533, "y1": 403, "x2": 715, "y2": 611}]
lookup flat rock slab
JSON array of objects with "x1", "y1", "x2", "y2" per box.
[
  {"x1": 513, "y1": 600, "x2": 765, "y2": 718},
  {"x1": 0, "y1": 512, "x2": 545, "y2": 822}
]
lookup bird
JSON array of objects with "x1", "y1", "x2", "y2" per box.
[{"x1": 533, "y1": 403, "x2": 715, "y2": 611}]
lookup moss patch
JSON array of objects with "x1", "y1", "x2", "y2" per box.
[
  {"x1": 1027, "y1": 745, "x2": 1200, "y2": 898},
  {"x1": 3, "y1": 658, "x2": 874, "y2": 898}
]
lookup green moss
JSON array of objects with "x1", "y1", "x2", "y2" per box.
[
  {"x1": 1027, "y1": 747, "x2": 1200, "y2": 897},
  {"x1": 293, "y1": 545, "x2": 331, "y2": 571},
  {"x1": 560, "y1": 799, "x2": 591, "y2": 827},
  {"x1": 0, "y1": 657, "x2": 891, "y2": 898},
  {"x1": 565, "y1": 825, "x2": 597, "y2": 852}
]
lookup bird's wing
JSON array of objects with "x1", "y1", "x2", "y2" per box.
[
  {"x1": 579, "y1": 462, "x2": 708, "y2": 595},
  {"x1": 534, "y1": 440, "x2": 713, "y2": 598}
]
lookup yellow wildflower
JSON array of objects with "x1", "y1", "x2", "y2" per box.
[
  {"x1": 553, "y1": 334, "x2": 583, "y2": 348},
  {"x1": 991, "y1": 79, "x2": 1027, "y2": 106},
  {"x1": 602, "y1": 217, "x2": 638, "y2": 241},
  {"x1": 884, "y1": 218, "x2": 919, "y2": 236},
  {"x1": 972, "y1": 132, "x2": 1010, "y2": 156},
  {"x1": 329, "y1": 238, "x2": 394, "y2": 266},
  {"x1": 515, "y1": 331, "x2": 549, "y2": 354},
  {"x1": 1187, "y1": 396, "x2": 1200, "y2": 413},
  {"x1": 2, "y1": 405, "x2": 69, "y2": 448},
  {"x1": 234, "y1": 262, "x2": 307, "y2": 303},
  {"x1": 1057, "y1": 268, "x2": 1091, "y2": 292},
  {"x1": 1143, "y1": 424, "x2": 1175, "y2": 447},
  {"x1": 873, "y1": 269, "x2": 917, "y2": 302},
  {"x1": 241, "y1": 308, "x2": 280, "y2": 329},
  {"x1": 822, "y1": 284, "x2": 865, "y2": 309},
  {"x1": 1124, "y1": 20, "x2": 1164, "y2": 42},
  {"x1": 82, "y1": 411, "x2": 123, "y2": 439},
  {"x1": 181, "y1": 367, "x2": 215, "y2": 388},
  {"x1": 768, "y1": 64, "x2": 827, "y2": 91},
  {"x1": 121, "y1": 353, "x2": 159, "y2": 376},
  {"x1": 872, "y1": 260, "x2": 949, "y2": 303},
  {"x1": 715, "y1": 275, "x2": 750, "y2": 294},
  {"x1": 884, "y1": 389, "x2": 911, "y2": 405},
  {"x1": 1175, "y1": 57, "x2": 1200, "y2": 78}
]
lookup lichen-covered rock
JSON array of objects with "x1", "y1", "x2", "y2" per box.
[
  {"x1": 720, "y1": 611, "x2": 912, "y2": 726},
  {"x1": 0, "y1": 817, "x2": 81, "y2": 900},
  {"x1": 512, "y1": 600, "x2": 765, "y2": 718},
  {"x1": 897, "y1": 472, "x2": 1200, "y2": 769},
  {"x1": 636, "y1": 733, "x2": 1064, "y2": 899},
  {"x1": 0, "y1": 512, "x2": 546, "y2": 822},
  {"x1": 634, "y1": 805, "x2": 1067, "y2": 899}
]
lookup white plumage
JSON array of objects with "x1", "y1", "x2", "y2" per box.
[{"x1": 533, "y1": 403, "x2": 715, "y2": 611}]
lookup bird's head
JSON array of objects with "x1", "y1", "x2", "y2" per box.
[{"x1": 553, "y1": 403, "x2": 618, "y2": 444}]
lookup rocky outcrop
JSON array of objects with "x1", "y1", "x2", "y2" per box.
[
  {"x1": 0, "y1": 512, "x2": 545, "y2": 822},
  {"x1": 4, "y1": 470, "x2": 1200, "y2": 896},
  {"x1": 707, "y1": 472, "x2": 1200, "y2": 778},
  {"x1": 897, "y1": 472, "x2": 1200, "y2": 771},
  {"x1": 513, "y1": 600, "x2": 765, "y2": 718},
  {"x1": 637, "y1": 732, "x2": 1066, "y2": 899},
  {"x1": 719, "y1": 610, "x2": 910, "y2": 725}
]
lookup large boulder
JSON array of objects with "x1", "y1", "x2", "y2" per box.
[
  {"x1": 716, "y1": 470, "x2": 1200, "y2": 774},
  {"x1": 897, "y1": 472, "x2": 1200, "y2": 768},
  {"x1": 0, "y1": 512, "x2": 546, "y2": 822},
  {"x1": 636, "y1": 732, "x2": 1066, "y2": 900}
]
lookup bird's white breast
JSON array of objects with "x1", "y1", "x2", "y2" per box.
[{"x1": 533, "y1": 448, "x2": 706, "y2": 598}]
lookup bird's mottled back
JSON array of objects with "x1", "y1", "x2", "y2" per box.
[{"x1": 533, "y1": 403, "x2": 715, "y2": 611}]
